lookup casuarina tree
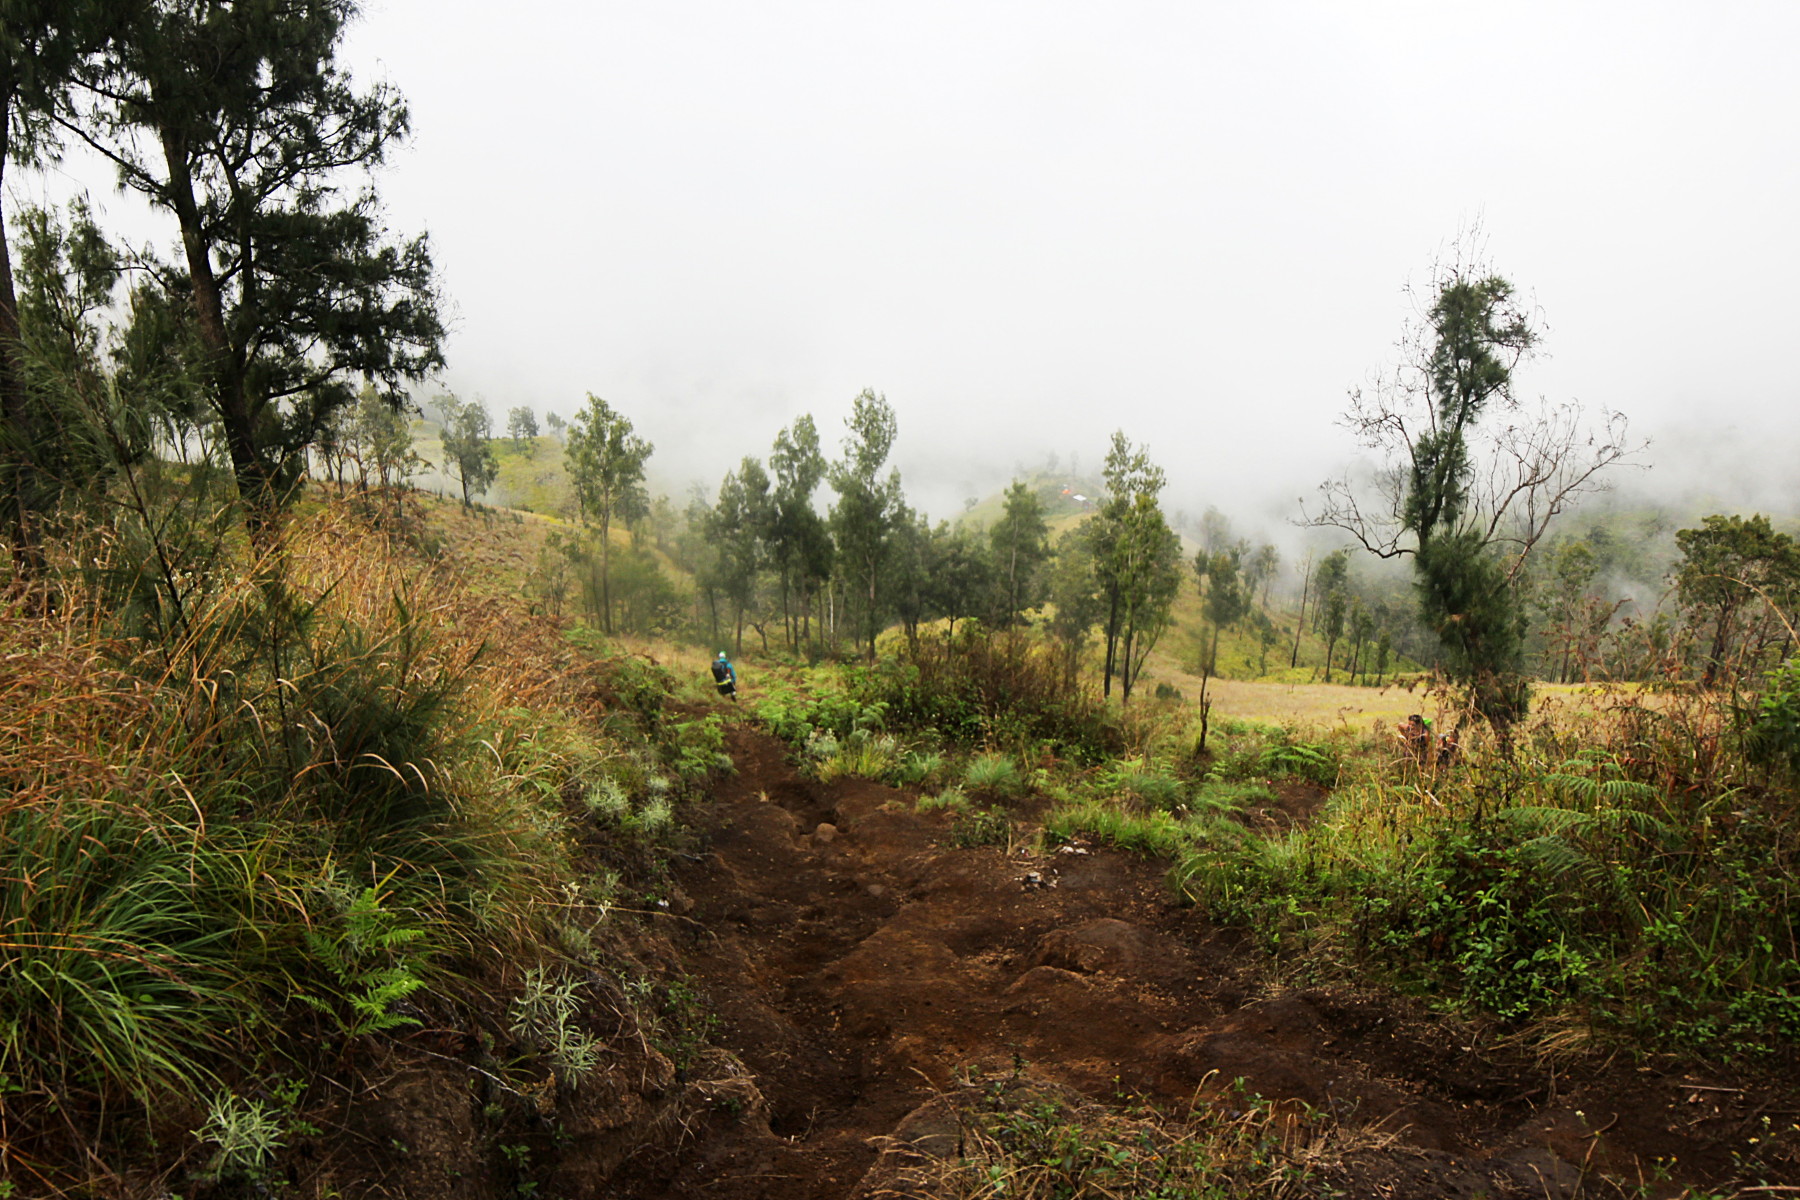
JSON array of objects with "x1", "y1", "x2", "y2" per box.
[
  {"x1": 828, "y1": 389, "x2": 903, "y2": 660},
  {"x1": 768, "y1": 414, "x2": 832, "y2": 652},
  {"x1": 1308, "y1": 243, "x2": 1639, "y2": 733},
  {"x1": 0, "y1": 0, "x2": 119, "y2": 575},
  {"x1": 565, "y1": 392, "x2": 652, "y2": 635},
  {"x1": 1091, "y1": 431, "x2": 1181, "y2": 703},
  {"x1": 1674, "y1": 514, "x2": 1800, "y2": 688},
  {"x1": 66, "y1": 0, "x2": 444, "y2": 524},
  {"x1": 438, "y1": 394, "x2": 497, "y2": 508},
  {"x1": 989, "y1": 479, "x2": 1049, "y2": 626}
]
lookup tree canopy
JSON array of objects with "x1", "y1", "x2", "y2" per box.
[{"x1": 62, "y1": 0, "x2": 444, "y2": 520}]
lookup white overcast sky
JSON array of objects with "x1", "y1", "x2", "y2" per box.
[{"x1": 37, "y1": 0, "x2": 1800, "y2": 524}]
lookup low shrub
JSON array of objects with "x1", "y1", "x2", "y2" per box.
[
  {"x1": 751, "y1": 675, "x2": 886, "y2": 748},
  {"x1": 857, "y1": 626, "x2": 1119, "y2": 762},
  {"x1": 1260, "y1": 738, "x2": 1340, "y2": 786},
  {"x1": 1173, "y1": 724, "x2": 1800, "y2": 1053}
]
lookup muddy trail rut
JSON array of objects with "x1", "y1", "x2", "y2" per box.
[{"x1": 612, "y1": 722, "x2": 1800, "y2": 1199}]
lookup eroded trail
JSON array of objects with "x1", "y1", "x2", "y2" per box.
[{"x1": 616, "y1": 722, "x2": 1797, "y2": 1199}]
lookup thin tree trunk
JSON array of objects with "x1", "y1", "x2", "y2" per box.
[
  {"x1": 1197, "y1": 624, "x2": 1221, "y2": 754},
  {"x1": 1102, "y1": 587, "x2": 1120, "y2": 698},
  {"x1": 0, "y1": 102, "x2": 44, "y2": 581},
  {"x1": 1120, "y1": 612, "x2": 1137, "y2": 703},
  {"x1": 158, "y1": 119, "x2": 276, "y2": 522},
  {"x1": 1290, "y1": 554, "x2": 1313, "y2": 669}
]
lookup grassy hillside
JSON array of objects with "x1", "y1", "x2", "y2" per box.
[{"x1": 0, "y1": 489, "x2": 747, "y2": 1194}]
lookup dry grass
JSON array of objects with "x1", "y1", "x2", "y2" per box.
[
  {"x1": 1144, "y1": 647, "x2": 1431, "y2": 730},
  {"x1": 868, "y1": 1074, "x2": 1399, "y2": 1200},
  {"x1": 1144, "y1": 647, "x2": 1687, "y2": 742},
  {"x1": 0, "y1": 497, "x2": 613, "y2": 1143}
]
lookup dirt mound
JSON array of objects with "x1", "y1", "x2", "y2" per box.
[{"x1": 608, "y1": 722, "x2": 1799, "y2": 1199}]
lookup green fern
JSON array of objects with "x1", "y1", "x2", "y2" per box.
[{"x1": 302, "y1": 885, "x2": 427, "y2": 1037}]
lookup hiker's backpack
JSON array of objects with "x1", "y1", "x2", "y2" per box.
[{"x1": 711, "y1": 660, "x2": 730, "y2": 683}]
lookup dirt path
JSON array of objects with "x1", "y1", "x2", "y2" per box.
[{"x1": 613, "y1": 722, "x2": 1800, "y2": 1199}]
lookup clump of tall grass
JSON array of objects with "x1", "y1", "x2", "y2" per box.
[
  {"x1": 964, "y1": 752, "x2": 1025, "y2": 796},
  {"x1": 815, "y1": 728, "x2": 901, "y2": 782},
  {"x1": 917, "y1": 786, "x2": 971, "y2": 813},
  {"x1": 891, "y1": 748, "x2": 945, "y2": 786},
  {"x1": 1100, "y1": 756, "x2": 1187, "y2": 810}
]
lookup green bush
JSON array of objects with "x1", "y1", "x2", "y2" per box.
[
  {"x1": 857, "y1": 627, "x2": 1119, "y2": 762},
  {"x1": 751, "y1": 676, "x2": 887, "y2": 748},
  {"x1": 1173, "y1": 735, "x2": 1800, "y2": 1051},
  {"x1": 1192, "y1": 778, "x2": 1277, "y2": 813},
  {"x1": 667, "y1": 715, "x2": 733, "y2": 779},
  {"x1": 1743, "y1": 657, "x2": 1800, "y2": 778}
]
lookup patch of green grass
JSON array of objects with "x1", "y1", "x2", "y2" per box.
[
  {"x1": 1044, "y1": 800, "x2": 1237, "y2": 860},
  {"x1": 917, "y1": 786, "x2": 971, "y2": 813}
]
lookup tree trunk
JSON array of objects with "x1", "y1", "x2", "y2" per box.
[
  {"x1": 1197, "y1": 625, "x2": 1221, "y2": 754},
  {"x1": 599, "y1": 514, "x2": 613, "y2": 634},
  {"x1": 158, "y1": 119, "x2": 275, "y2": 522},
  {"x1": 1102, "y1": 586, "x2": 1120, "y2": 698},
  {"x1": 780, "y1": 570, "x2": 793, "y2": 651},
  {"x1": 1290, "y1": 556, "x2": 1312, "y2": 668},
  {"x1": 1120, "y1": 612, "x2": 1137, "y2": 703},
  {"x1": 0, "y1": 101, "x2": 44, "y2": 581}
]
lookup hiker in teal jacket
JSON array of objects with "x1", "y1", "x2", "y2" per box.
[{"x1": 710, "y1": 652, "x2": 737, "y2": 702}]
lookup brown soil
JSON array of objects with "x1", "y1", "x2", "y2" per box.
[
  {"x1": 600, "y1": 721, "x2": 1800, "y2": 1200},
  {"x1": 317, "y1": 717, "x2": 1800, "y2": 1199}
]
